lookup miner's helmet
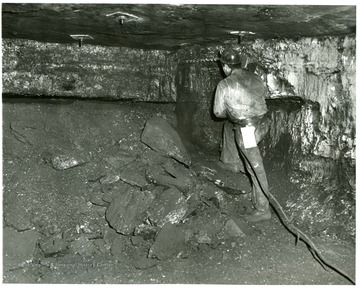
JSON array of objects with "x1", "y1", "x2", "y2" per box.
[{"x1": 219, "y1": 47, "x2": 241, "y2": 65}]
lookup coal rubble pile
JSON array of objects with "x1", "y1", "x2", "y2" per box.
[
  {"x1": 2, "y1": 101, "x2": 250, "y2": 284},
  {"x1": 95, "y1": 116, "x2": 248, "y2": 266},
  {"x1": 3, "y1": 114, "x2": 249, "y2": 274}
]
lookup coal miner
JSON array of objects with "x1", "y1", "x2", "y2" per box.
[{"x1": 214, "y1": 47, "x2": 271, "y2": 222}]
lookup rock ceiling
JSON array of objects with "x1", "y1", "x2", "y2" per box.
[{"x1": 1, "y1": 3, "x2": 356, "y2": 50}]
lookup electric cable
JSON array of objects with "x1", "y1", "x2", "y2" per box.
[{"x1": 241, "y1": 145, "x2": 355, "y2": 285}]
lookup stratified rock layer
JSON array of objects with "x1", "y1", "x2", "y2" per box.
[{"x1": 2, "y1": 39, "x2": 177, "y2": 101}]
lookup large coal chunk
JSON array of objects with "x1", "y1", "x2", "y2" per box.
[
  {"x1": 148, "y1": 223, "x2": 186, "y2": 260},
  {"x1": 182, "y1": 205, "x2": 227, "y2": 245},
  {"x1": 141, "y1": 116, "x2": 191, "y2": 166},
  {"x1": 118, "y1": 160, "x2": 149, "y2": 188},
  {"x1": 146, "y1": 186, "x2": 188, "y2": 227},
  {"x1": 105, "y1": 188, "x2": 155, "y2": 235},
  {"x1": 145, "y1": 160, "x2": 195, "y2": 193}
]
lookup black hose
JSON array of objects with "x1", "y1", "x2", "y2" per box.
[{"x1": 242, "y1": 147, "x2": 355, "y2": 285}]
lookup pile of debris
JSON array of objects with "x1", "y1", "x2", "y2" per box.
[
  {"x1": 92, "y1": 116, "x2": 250, "y2": 266},
  {"x1": 3, "y1": 114, "x2": 252, "y2": 277}
]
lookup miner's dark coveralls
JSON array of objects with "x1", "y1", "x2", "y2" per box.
[{"x1": 214, "y1": 48, "x2": 271, "y2": 221}]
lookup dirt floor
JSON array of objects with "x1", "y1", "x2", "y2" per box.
[{"x1": 2, "y1": 99, "x2": 355, "y2": 285}]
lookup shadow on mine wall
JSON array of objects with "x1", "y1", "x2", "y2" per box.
[{"x1": 174, "y1": 58, "x2": 223, "y2": 152}]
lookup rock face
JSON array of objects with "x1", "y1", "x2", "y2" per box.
[
  {"x1": 175, "y1": 36, "x2": 355, "y2": 163},
  {"x1": 175, "y1": 37, "x2": 355, "y2": 178},
  {"x1": 3, "y1": 36, "x2": 355, "y2": 164},
  {"x1": 2, "y1": 39, "x2": 177, "y2": 101},
  {"x1": 141, "y1": 116, "x2": 191, "y2": 166},
  {"x1": 262, "y1": 97, "x2": 355, "y2": 240},
  {"x1": 249, "y1": 36, "x2": 356, "y2": 161},
  {"x1": 174, "y1": 37, "x2": 355, "y2": 241}
]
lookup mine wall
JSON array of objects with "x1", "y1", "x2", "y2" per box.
[
  {"x1": 2, "y1": 39, "x2": 177, "y2": 101},
  {"x1": 173, "y1": 37, "x2": 355, "y2": 239},
  {"x1": 2, "y1": 36, "x2": 356, "y2": 239}
]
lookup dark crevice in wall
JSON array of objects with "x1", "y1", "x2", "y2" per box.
[{"x1": 2, "y1": 93, "x2": 177, "y2": 105}]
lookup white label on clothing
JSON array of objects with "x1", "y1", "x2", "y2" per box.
[{"x1": 240, "y1": 126, "x2": 257, "y2": 149}]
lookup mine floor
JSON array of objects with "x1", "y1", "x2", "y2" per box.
[{"x1": 2, "y1": 99, "x2": 355, "y2": 285}]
